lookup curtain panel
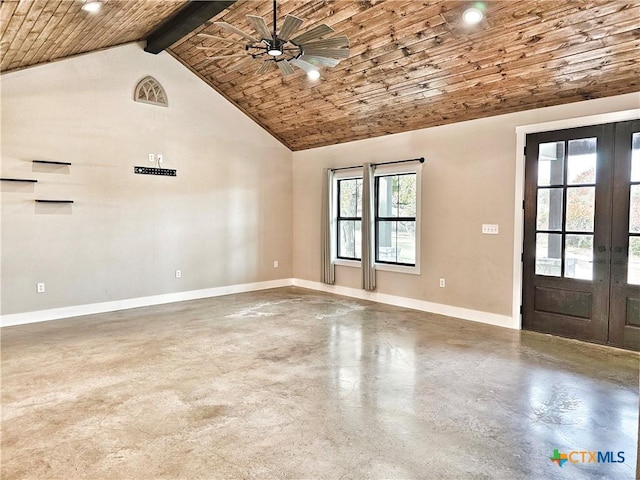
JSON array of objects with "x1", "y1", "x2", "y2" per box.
[
  {"x1": 361, "y1": 163, "x2": 376, "y2": 291},
  {"x1": 321, "y1": 168, "x2": 335, "y2": 285}
]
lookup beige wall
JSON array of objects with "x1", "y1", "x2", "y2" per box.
[
  {"x1": 2, "y1": 43, "x2": 637, "y2": 321},
  {"x1": 292, "y1": 93, "x2": 640, "y2": 317},
  {"x1": 1, "y1": 43, "x2": 293, "y2": 315}
]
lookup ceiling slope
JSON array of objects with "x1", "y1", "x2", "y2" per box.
[{"x1": 2, "y1": 0, "x2": 639, "y2": 151}]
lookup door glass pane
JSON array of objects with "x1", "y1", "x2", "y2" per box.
[
  {"x1": 377, "y1": 221, "x2": 397, "y2": 262},
  {"x1": 631, "y1": 132, "x2": 640, "y2": 182},
  {"x1": 565, "y1": 234, "x2": 593, "y2": 280},
  {"x1": 629, "y1": 237, "x2": 640, "y2": 285},
  {"x1": 536, "y1": 188, "x2": 563, "y2": 231},
  {"x1": 537, "y1": 141, "x2": 565, "y2": 186},
  {"x1": 397, "y1": 221, "x2": 416, "y2": 265},
  {"x1": 630, "y1": 185, "x2": 640, "y2": 234},
  {"x1": 536, "y1": 233, "x2": 562, "y2": 277},
  {"x1": 567, "y1": 138, "x2": 597, "y2": 184},
  {"x1": 566, "y1": 187, "x2": 595, "y2": 232}
]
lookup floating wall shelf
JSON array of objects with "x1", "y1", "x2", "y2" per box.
[
  {"x1": 1, "y1": 178, "x2": 38, "y2": 183},
  {"x1": 33, "y1": 160, "x2": 72, "y2": 166},
  {"x1": 35, "y1": 199, "x2": 74, "y2": 204}
]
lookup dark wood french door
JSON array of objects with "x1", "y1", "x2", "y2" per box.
[{"x1": 523, "y1": 120, "x2": 640, "y2": 351}]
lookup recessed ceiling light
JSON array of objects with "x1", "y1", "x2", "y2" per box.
[
  {"x1": 462, "y1": 7, "x2": 484, "y2": 25},
  {"x1": 82, "y1": 1, "x2": 102, "y2": 13},
  {"x1": 307, "y1": 70, "x2": 320, "y2": 80}
]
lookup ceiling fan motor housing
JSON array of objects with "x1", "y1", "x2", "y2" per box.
[{"x1": 267, "y1": 37, "x2": 286, "y2": 56}]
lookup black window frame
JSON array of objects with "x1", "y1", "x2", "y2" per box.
[
  {"x1": 336, "y1": 177, "x2": 362, "y2": 261},
  {"x1": 374, "y1": 172, "x2": 417, "y2": 267}
]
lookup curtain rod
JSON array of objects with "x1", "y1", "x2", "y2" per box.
[{"x1": 330, "y1": 157, "x2": 424, "y2": 172}]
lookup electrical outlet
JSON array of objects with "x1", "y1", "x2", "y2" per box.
[
  {"x1": 157, "y1": 154, "x2": 163, "y2": 163},
  {"x1": 482, "y1": 224, "x2": 499, "y2": 235},
  {"x1": 175, "y1": 270, "x2": 181, "y2": 278},
  {"x1": 36, "y1": 282, "x2": 45, "y2": 293},
  {"x1": 273, "y1": 260, "x2": 279, "y2": 268},
  {"x1": 148, "y1": 153, "x2": 155, "y2": 163},
  {"x1": 439, "y1": 278, "x2": 446, "y2": 288}
]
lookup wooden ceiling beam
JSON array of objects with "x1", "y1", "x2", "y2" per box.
[{"x1": 145, "y1": 0, "x2": 236, "y2": 54}]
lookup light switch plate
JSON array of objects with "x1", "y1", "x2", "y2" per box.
[{"x1": 482, "y1": 224, "x2": 499, "y2": 235}]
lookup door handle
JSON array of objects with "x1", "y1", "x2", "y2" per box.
[
  {"x1": 594, "y1": 246, "x2": 610, "y2": 265},
  {"x1": 594, "y1": 245, "x2": 608, "y2": 265},
  {"x1": 611, "y1": 246, "x2": 625, "y2": 267}
]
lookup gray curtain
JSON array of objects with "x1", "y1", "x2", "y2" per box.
[
  {"x1": 321, "y1": 168, "x2": 335, "y2": 285},
  {"x1": 361, "y1": 163, "x2": 376, "y2": 291}
]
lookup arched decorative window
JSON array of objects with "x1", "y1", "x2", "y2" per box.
[{"x1": 134, "y1": 76, "x2": 168, "y2": 107}]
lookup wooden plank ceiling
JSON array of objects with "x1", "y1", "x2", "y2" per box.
[
  {"x1": 2, "y1": 1, "x2": 639, "y2": 151},
  {"x1": 0, "y1": 0, "x2": 187, "y2": 72}
]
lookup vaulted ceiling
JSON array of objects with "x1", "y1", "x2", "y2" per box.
[{"x1": 2, "y1": 1, "x2": 639, "y2": 151}]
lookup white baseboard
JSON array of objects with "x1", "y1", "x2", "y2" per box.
[
  {"x1": 0, "y1": 278, "x2": 294, "y2": 327},
  {"x1": 292, "y1": 279, "x2": 518, "y2": 330},
  {"x1": 1, "y1": 278, "x2": 517, "y2": 330}
]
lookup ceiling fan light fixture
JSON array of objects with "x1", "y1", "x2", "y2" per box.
[
  {"x1": 81, "y1": 1, "x2": 102, "y2": 13},
  {"x1": 462, "y1": 7, "x2": 483, "y2": 25},
  {"x1": 267, "y1": 48, "x2": 283, "y2": 56}
]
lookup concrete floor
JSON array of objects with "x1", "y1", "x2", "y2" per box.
[{"x1": 1, "y1": 287, "x2": 638, "y2": 479}]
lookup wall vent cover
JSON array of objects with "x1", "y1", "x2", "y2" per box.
[{"x1": 134, "y1": 76, "x2": 167, "y2": 107}]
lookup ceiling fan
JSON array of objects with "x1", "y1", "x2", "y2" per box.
[{"x1": 196, "y1": 0, "x2": 349, "y2": 78}]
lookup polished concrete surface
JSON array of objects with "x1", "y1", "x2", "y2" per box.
[{"x1": 2, "y1": 287, "x2": 638, "y2": 479}]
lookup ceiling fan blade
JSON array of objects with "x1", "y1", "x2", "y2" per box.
[
  {"x1": 278, "y1": 15, "x2": 304, "y2": 41},
  {"x1": 246, "y1": 15, "x2": 273, "y2": 41},
  {"x1": 196, "y1": 33, "x2": 246, "y2": 46},
  {"x1": 290, "y1": 58, "x2": 318, "y2": 74},
  {"x1": 213, "y1": 21, "x2": 258, "y2": 42},
  {"x1": 277, "y1": 59, "x2": 296, "y2": 76},
  {"x1": 255, "y1": 60, "x2": 273, "y2": 75},
  {"x1": 290, "y1": 24, "x2": 334, "y2": 45},
  {"x1": 227, "y1": 56, "x2": 258, "y2": 72},
  {"x1": 300, "y1": 55, "x2": 340, "y2": 67},
  {"x1": 300, "y1": 47, "x2": 349, "y2": 59},
  {"x1": 203, "y1": 53, "x2": 249, "y2": 61},
  {"x1": 197, "y1": 45, "x2": 241, "y2": 51},
  {"x1": 300, "y1": 36, "x2": 349, "y2": 49}
]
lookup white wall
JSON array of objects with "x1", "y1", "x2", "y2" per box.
[
  {"x1": 292, "y1": 92, "x2": 640, "y2": 321},
  {"x1": 1, "y1": 43, "x2": 293, "y2": 316}
]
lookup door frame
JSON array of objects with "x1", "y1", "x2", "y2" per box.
[{"x1": 512, "y1": 109, "x2": 640, "y2": 330}]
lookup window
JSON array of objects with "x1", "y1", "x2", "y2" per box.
[
  {"x1": 134, "y1": 76, "x2": 168, "y2": 107},
  {"x1": 337, "y1": 177, "x2": 362, "y2": 260},
  {"x1": 375, "y1": 172, "x2": 418, "y2": 266},
  {"x1": 329, "y1": 162, "x2": 421, "y2": 274}
]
